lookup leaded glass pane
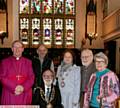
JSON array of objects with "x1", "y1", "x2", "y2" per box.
[
  {"x1": 65, "y1": 19, "x2": 74, "y2": 47},
  {"x1": 42, "y1": 0, "x2": 52, "y2": 14},
  {"x1": 31, "y1": 0, "x2": 41, "y2": 14},
  {"x1": 65, "y1": 0, "x2": 75, "y2": 15},
  {"x1": 54, "y1": 19, "x2": 63, "y2": 47},
  {"x1": 19, "y1": 0, "x2": 75, "y2": 48},
  {"x1": 20, "y1": 0, "x2": 29, "y2": 14},
  {"x1": 32, "y1": 18, "x2": 40, "y2": 45},
  {"x1": 54, "y1": 0, "x2": 64, "y2": 14},
  {"x1": 43, "y1": 18, "x2": 52, "y2": 46},
  {"x1": 20, "y1": 18, "x2": 29, "y2": 45}
]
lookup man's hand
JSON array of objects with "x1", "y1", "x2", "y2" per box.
[{"x1": 15, "y1": 85, "x2": 24, "y2": 95}]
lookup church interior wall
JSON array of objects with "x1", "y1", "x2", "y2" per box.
[{"x1": 0, "y1": 0, "x2": 119, "y2": 49}]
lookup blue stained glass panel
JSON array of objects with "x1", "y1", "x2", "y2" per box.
[{"x1": 43, "y1": 18, "x2": 52, "y2": 46}]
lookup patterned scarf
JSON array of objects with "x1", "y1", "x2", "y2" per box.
[{"x1": 60, "y1": 61, "x2": 72, "y2": 72}]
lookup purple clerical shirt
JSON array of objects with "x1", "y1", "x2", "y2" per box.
[{"x1": 0, "y1": 56, "x2": 34, "y2": 105}]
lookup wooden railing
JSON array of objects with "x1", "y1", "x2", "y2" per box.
[{"x1": 102, "y1": 8, "x2": 120, "y2": 39}]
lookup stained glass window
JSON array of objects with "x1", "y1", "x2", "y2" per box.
[
  {"x1": 19, "y1": 0, "x2": 75, "y2": 48},
  {"x1": 54, "y1": 19, "x2": 63, "y2": 47},
  {"x1": 43, "y1": 18, "x2": 52, "y2": 47},
  {"x1": 65, "y1": 0, "x2": 75, "y2": 14},
  {"x1": 65, "y1": 19, "x2": 74, "y2": 47},
  {"x1": 54, "y1": 0, "x2": 64, "y2": 14},
  {"x1": 31, "y1": 0, "x2": 41, "y2": 14},
  {"x1": 20, "y1": 18, "x2": 29, "y2": 45},
  {"x1": 20, "y1": 0, "x2": 29, "y2": 14},
  {"x1": 32, "y1": 18, "x2": 40, "y2": 45},
  {"x1": 42, "y1": 0, "x2": 52, "y2": 14}
]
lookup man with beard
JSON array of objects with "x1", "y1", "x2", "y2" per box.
[
  {"x1": 80, "y1": 49, "x2": 96, "y2": 107},
  {"x1": 32, "y1": 44, "x2": 54, "y2": 87},
  {"x1": 32, "y1": 44, "x2": 54, "y2": 104},
  {"x1": 32, "y1": 69, "x2": 63, "y2": 108}
]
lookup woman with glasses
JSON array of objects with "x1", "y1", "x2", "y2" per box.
[{"x1": 83, "y1": 52, "x2": 120, "y2": 108}]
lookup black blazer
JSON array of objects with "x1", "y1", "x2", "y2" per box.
[
  {"x1": 32, "y1": 55, "x2": 52, "y2": 86},
  {"x1": 32, "y1": 84, "x2": 63, "y2": 108}
]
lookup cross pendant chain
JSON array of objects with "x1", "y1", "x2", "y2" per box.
[{"x1": 16, "y1": 75, "x2": 22, "y2": 80}]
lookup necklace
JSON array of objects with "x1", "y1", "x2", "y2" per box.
[
  {"x1": 40, "y1": 87, "x2": 55, "y2": 104},
  {"x1": 59, "y1": 68, "x2": 70, "y2": 88}
]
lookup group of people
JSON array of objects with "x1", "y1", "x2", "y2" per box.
[{"x1": 0, "y1": 40, "x2": 119, "y2": 108}]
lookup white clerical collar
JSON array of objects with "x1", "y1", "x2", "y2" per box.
[{"x1": 16, "y1": 57, "x2": 20, "y2": 60}]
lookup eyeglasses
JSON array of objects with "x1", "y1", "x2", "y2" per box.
[
  {"x1": 95, "y1": 60, "x2": 105, "y2": 64},
  {"x1": 81, "y1": 55, "x2": 91, "y2": 59}
]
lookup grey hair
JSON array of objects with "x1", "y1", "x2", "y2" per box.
[
  {"x1": 37, "y1": 44, "x2": 48, "y2": 52},
  {"x1": 12, "y1": 40, "x2": 24, "y2": 48},
  {"x1": 81, "y1": 48, "x2": 93, "y2": 59},
  {"x1": 94, "y1": 52, "x2": 108, "y2": 66}
]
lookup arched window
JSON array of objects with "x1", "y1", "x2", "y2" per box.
[{"x1": 19, "y1": 0, "x2": 76, "y2": 48}]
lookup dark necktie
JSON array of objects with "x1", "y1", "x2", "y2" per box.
[{"x1": 46, "y1": 88, "x2": 50, "y2": 101}]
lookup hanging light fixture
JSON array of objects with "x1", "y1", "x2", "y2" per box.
[
  {"x1": 0, "y1": 0, "x2": 8, "y2": 44},
  {"x1": 85, "y1": 0, "x2": 98, "y2": 45}
]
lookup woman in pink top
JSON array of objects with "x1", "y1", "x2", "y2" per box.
[{"x1": 83, "y1": 52, "x2": 120, "y2": 108}]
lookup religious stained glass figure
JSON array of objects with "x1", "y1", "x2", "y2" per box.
[
  {"x1": 31, "y1": 0, "x2": 41, "y2": 14},
  {"x1": 19, "y1": 0, "x2": 75, "y2": 48},
  {"x1": 54, "y1": 0, "x2": 64, "y2": 14},
  {"x1": 65, "y1": 0, "x2": 75, "y2": 14},
  {"x1": 20, "y1": 0, "x2": 29, "y2": 14},
  {"x1": 42, "y1": 0, "x2": 52, "y2": 14}
]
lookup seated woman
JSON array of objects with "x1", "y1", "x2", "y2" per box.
[
  {"x1": 32, "y1": 69, "x2": 63, "y2": 108},
  {"x1": 83, "y1": 52, "x2": 120, "y2": 108}
]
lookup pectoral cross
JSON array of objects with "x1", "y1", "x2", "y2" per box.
[{"x1": 16, "y1": 75, "x2": 22, "y2": 81}]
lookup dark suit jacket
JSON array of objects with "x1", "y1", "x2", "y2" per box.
[
  {"x1": 32, "y1": 84, "x2": 63, "y2": 108},
  {"x1": 32, "y1": 55, "x2": 52, "y2": 86}
]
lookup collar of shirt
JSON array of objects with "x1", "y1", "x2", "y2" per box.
[{"x1": 45, "y1": 85, "x2": 51, "y2": 96}]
